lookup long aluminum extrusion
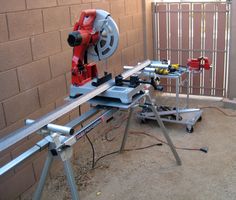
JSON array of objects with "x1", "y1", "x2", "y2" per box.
[{"x1": 0, "y1": 60, "x2": 151, "y2": 152}]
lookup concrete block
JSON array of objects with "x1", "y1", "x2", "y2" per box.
[
  {"x1": 0, "y1": 39, "x2": 32, "y2": 72},
  {"x1": 133, "y1": 14, "x2": 143, "y2": 29},
  {"x1": 26, "y1": 0, "x2": 57, "y2": 9},
  {"x1": 0, "y1": 164, "x2": 35, "y2": 200},
  {"x1": 0, "y1": 69, "x2": 19, "y2": 101},
  {"x1": 31, "y1": 31, "x2": 61, "y2": 60},
  {"x1": 110, "y1": 0, "x2": 125, "y2": 16},
  {"x1": 137, "y1": 0, "x2": 143, "y2": 13},
  {"x1": 32, "y1": 150, "x2": 47, "y2": 180},
  {"x1": 28, "y1": 102, "x2": 55, "y2": 120},
  {"x1": 134, "y1": 42, "x2": 144, "y2": 62},
  {"x1": 3, "y1": 88, "x2": 40, "y2": 125},
  {"x1": 19, "y1": 184, "x2": 36, "y2": 200},
  {"x1": 125, "y1": 0, "x2": 138, "y2": 14},
  {"x1": 0, "y1": 104, "x2": 5, "y2": 130},
  {"x1": 0, "y1": 152, "x2": 14, "y2": 183},
  {"x1": 70, "y1": 3, "x2": 92, "y2": 25},
  {"x1": 122, "y1": 46, "x2": 135, "y2": 66},
  {"x1": 127, "y1": 30, "x2": 139, "y2": 46},
  {"x1": 0, "y1": 14, "x2": 8, "y2": 42},
  {"x1": 17, "y1": 58, "x2": 51, "y2": 91},
  {"x1": 43, "y1": 6, "x2": 70, "y2": 32},
  {"x1": 56, "y1": 113, "x2": 70, "y2": 125},
  {"x1": 49, "y1": 50, "x2": 72, "y2": 77},
  {"x1": 119, "y1": 15, "x2": 133, "y2": 33},
  {"x1": 0, "y1": 0, "x2": 25, "y2": 13},
  {"x1": 38, "y1": 75, "x2": 67, "y2": 106},
  {"x1": 107, "y1": 51, "x2": 122, "y2": 74},
  {"x1": 58, "y1": 0, "x2": 82, "y2": 5},
  {"x1": 0, "y1": 119, "x2": 25, "y2": 139},
  {"x1": 92, "y1": 1, "x2": 110, "y2": 11},
  {"x1": 65, "y1": 72, "x2": 71, "y2": 93},
  {"x1": 60, "y1": 27, "x2": 73, "y2": 50},
  {"x1": 11, "y1": 135, "x2": 41, "y2": 172},
  {"x1": 55, "y1": 97, "x2": 67, "y2": 108},
  {"x1": 8, "y1": 10, "x2": 43, "y2": 40},
  {"x1": 117, "y1": 33, "x2": 127, "y2": 52}
]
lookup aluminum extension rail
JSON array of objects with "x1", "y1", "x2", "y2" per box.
[{"x1": 0, "y1": 60, "x2": 151, "y2": 152}]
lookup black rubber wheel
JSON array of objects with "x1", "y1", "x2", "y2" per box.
[
  {"x1": 186, "y1": 126, "x2": 194, "y2": 133},
  {"x1": 197, "y1": 116, "x2": 202, "y2": 122},
  {"x1": 140, "y1": 118, "x2": 147, "y2": 124}
]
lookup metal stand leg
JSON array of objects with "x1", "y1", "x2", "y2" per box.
[
  {"x1": 33, "y1": 152, "x2": 53, "y2": 200},
  {"x1": 119, "y1": 107, "x2": 134, "y2": 152},
  {"x1": 146, "y1": 94, "x2": 182, "y2": 165},
  {"x1": 176, "y1": 77, "x2": 180, "y2": 119},
  {"x1": 63, "y1": 160, "x2": 80, "y2": 200},
  {"x1": 33, "y1": 148, "x2": 80, "y2": 200}
]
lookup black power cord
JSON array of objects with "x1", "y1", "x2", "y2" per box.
[
  {"x1": 79, "y1": 106, "x2": 96, "y2": 168},
  {"x1": 77, "y1": 107, "x2": 209, "y2": 169},
  {"x1": 94, "y1": 143, "x2": 163, "y2": 168}
]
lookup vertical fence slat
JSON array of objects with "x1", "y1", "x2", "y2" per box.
[
  {"x1": 170, "y1": 4, "x2": 179, "y2": 93},
  {"x1": 192, "y1": 4, "x2": 202, "y2": 95},
  {"x1": 181, "y1": 3, "x2": 190, "y2": 94},
  {"x1": 158, "y1": 5, "x2": 168, "y2": 59},
  {"x1": 215, "y1": 4, "x2": 226, "y2": 96},
  {"x1": 157, "y1": 4, "x2": 168, "y2": 91},
  {"x1": 204, "y1": 3, "x2": 215, "y2": 95}
]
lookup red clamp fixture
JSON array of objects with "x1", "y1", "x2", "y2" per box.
[{"x1": 187, "y1": 57, "x2": 211, "y2": 71}]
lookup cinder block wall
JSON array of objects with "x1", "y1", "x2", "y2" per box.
[{"x1": 0, "y1": 0, "x2": 146, "y2": 199}]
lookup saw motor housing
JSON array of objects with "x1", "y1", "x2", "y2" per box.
[
  {"x1": 68, "y1": 9, "x2": 119, "y2": 87},
  {"x1": 68, "y1": 9, "x2": 99, "y2": 86}
]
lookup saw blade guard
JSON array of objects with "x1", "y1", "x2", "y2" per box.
[{"x1": 87, "y1": 9, "x2": 119, "y2": 61}]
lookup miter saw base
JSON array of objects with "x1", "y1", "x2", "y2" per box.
[{"x1": 70, "y1": 80, "x2": 145, "y2": 104}]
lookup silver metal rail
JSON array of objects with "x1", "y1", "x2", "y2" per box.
[
  {"x1": 0, "y1": 106, "x2": 108, "y2": 175},
  {"x1": 0, "y1": 60, "x2": 151, "y2": 152}
]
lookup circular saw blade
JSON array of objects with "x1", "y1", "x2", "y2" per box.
[{"x1": 87, "y1": 10, "x2": 119, "y2": 61}]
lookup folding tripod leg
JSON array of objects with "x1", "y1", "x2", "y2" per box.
[
  {"x1": 63, "y1": 159, "x2": 80, "y2": 200},
  {"x1": 33, "y1": 152, "x2": 53, "y2": 200},
  {"x1": 146, "y1": 94, "x2": 182, "y2": 165},
  {"x1": 119, "y1": 107, "x2": 134, "y2": 152}
]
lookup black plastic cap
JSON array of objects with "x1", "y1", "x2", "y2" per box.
[{"x1": 67, "y1": 31, "x2": 82, "y2": 47}]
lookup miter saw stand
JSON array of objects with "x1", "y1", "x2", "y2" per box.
[
  {"x1": 8, "y1": 9, "x2": 181, "y2": 200},
  {"x1": 28, "y1": 74, "x2": 181, "y2": 200}
]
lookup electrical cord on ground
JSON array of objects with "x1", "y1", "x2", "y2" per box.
[
  {"x1": 129, "y1": 131, "x2": 208, "y2": 153},
  {"x1": 103, "y1": 115, "x2": 208, "y2": 152},
  {"x1": 93, "y1": 143, "x2": 163, "y2": 168},
  {"x1": 79, "y1": 107, "x2": 209, "y2": 169}
]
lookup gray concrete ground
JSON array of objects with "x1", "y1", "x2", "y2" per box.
[{"x1": 23, "y1": 96, "x2": 236, "y2": 200}]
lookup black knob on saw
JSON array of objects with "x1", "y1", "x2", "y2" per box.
[{"x1": 67, "y1": 31, "x2": 83, "y2": 47}]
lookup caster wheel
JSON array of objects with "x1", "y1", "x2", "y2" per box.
[
  {"x1": 178, "y1": 115, "x2": 183, "y2": 121},
  {"x1": 140, "y1": 118, "x2": 147, "y2": 124},
  {"x1": 186, "y1": 126, "x2": 194, "y2": 133},
  {"x1": 197, "y1": 116, "x2": 202, "y2": 122}
]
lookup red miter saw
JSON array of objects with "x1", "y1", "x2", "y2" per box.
[{"x1": 68, "y1": 9, "x2": 119, "y2": 97}]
